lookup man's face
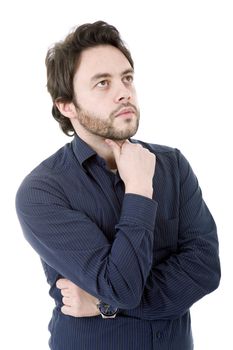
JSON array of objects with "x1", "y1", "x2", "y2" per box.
[{"x1": 72, "y1": 45, "x2": 140, "y2": 140}]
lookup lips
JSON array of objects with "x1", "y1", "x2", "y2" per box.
[{"x1": 115, "y1": 108, "x2": 135, "y2": 117}]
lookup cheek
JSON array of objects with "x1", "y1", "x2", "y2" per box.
[
  {"x1": 76, "y1": 93, "x2": 98, "y2": 111},
  {"x1": 130, "y1": 87, "x2": 138, "y2": 103},
  {"x1": 85, "y1": 94, "x2": 113, "y2": 114},
  {"x1": 80, "y1": 97, "x2": 113, "y2": 119}
]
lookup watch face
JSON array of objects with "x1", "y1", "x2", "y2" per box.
[{"x1": 98, "y1": 302, "x2": 118, "y2": 317}]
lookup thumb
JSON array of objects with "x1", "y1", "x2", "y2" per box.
[{"x1": 105, "y1": 139, "x2": 121, "y2": 161}]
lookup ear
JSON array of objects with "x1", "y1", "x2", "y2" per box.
[{"x1": 55, "y1": 100, "x2": 77, "y2": 120}]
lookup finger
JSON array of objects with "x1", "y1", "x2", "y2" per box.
[
  {"x1": 121, "y1": 139, "x2": 130, "y2": 145},
  {"x1": 61, "y1": 305, "x2": 72, "y2": 316},
  {"x1": 56, "y1": 278, "x2": 69, "y2": 289},
  {"x1": 60, "y1": 288, "x2": 71, "y2": 297},
  {"x1": 62, "y1": 296, "x2": 71, "y2": 306}
]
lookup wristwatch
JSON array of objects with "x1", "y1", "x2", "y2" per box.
[{"x1": 97, "y1": 301, "x2": 118, "y2": 319}]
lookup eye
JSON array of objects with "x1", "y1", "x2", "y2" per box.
[
  {"x1": 96, "y1": 80, "x2": 109, "y2": 88},
  {"x1": 123, "y1": 75, "x2": 134, "y2": 84}
]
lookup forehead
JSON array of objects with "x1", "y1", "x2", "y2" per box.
[{"x1": 74, "y1": 45, "x2": 132, "y2": 81}]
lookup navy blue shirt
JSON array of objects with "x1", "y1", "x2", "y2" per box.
[{"x1": 16, "y1": 135, "x2": 220, "y2": 349}]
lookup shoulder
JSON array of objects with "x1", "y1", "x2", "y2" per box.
[
  {"x1": 37, "y1": 142, "x2": 75, "y2": 174},
  {"x1": 15, "y1": 142, "x2": 75, "y2": 207},
  {"x1": 130, "y1": 138, "x2": 177, "y2": 153},
  {"x1": 131, "y1": 138, "x2": 181, "y2": 160},
  {"x1": 21, "y1": 142, "x2": 75, "y2": 180},
  {"x1": 130, "y1": 138, "x2": 191, "y2": 175}
]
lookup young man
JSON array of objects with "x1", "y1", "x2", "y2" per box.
[{"x1": 16, "y1": 21, "x2": 220, "y2": 349}]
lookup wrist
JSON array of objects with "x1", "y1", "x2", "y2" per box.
[
  {"x1": 125, "y1": 185, "x2": 153, "y2": 199},
  {"x1": 97, "y1": 300, "x2": 118, "y2": 319}
]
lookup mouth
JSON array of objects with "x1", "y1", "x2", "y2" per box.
[{"x1": 115, "y1": 108, "x2": 135, "y2": 118}]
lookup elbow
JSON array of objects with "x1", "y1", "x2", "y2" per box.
[
  {"x1": 206, "y1": 257, "x2": 221, "y2": 294},
  {"x1": 209, "y1": 265, "x2": 221, "y2": 293},
  {"x1": 116, "y1": 294, "x2": 141, "y2": 310},
  {"x1": 102, "y1": 268, "x2": 146, "y2": 309},
  {"x1": 111, "y1": 290, "x2": 142, "y2": 310},
  {"x1": 108, "y1": 283, "x2": 143, "y2": 310}
]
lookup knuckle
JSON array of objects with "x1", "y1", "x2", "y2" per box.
[
  {"x1": 61, "y1": 305, "x2": 67, "y2": 315},
  {"x1": 56, "y1": 281, "x2": 61, "y2": 289},
  {"x1": 150, "y1": 152, "x2": 155, "y2": 159},
  {"x1": 65, "y1": 279, "x2": 72, "y2": 287}
]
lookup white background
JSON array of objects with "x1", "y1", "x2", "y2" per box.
[{"x1": 1, "y1": 1, "x2": 232, "y2": 349}]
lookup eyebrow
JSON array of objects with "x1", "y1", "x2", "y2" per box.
[{"x1": 90, "y1": 68, "x2": 134, "y2": 83}]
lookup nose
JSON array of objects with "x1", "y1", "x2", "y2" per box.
[{"x1": 113, "y1": 82, "x2": 132, "y2": 103}]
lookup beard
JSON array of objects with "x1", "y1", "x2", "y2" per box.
[{"x1": 73, "y1": 101, "x2": 140, "y2": 141}]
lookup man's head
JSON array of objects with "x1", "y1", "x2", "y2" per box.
[{"x1": 46, "y1": 21, "x2": 139, "y2": 140}]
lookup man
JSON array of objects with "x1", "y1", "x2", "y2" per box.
[{"x1": 16, "y1": 21, "x2": 220, "y2": 349}]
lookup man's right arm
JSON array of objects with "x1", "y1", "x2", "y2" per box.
[{"x1": 15, "y1": 141, "x2": 157, "y2": 310}]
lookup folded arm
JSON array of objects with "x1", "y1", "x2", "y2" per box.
[
  {"x1": 56, "y1": 151, "x2": 220, "y2": 319},
  {"x1": 16, "y1": 181, "x2": 157, "y2": 309}
]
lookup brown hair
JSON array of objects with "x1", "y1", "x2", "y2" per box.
[{"x1": 45, "y1": 21, "x2": 134, "y2": 136}]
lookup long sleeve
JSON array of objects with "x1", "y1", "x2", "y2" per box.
[
  {"x1": 126, "y1": 150, "x2": 220, "y2": 320},
  {"x1": 16, "y1": 176, "x2": 157, "y2": 309}
]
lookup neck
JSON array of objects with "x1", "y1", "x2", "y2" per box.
[{"x1": 75, "y1": 127, "x2": 125, "y2": 170}]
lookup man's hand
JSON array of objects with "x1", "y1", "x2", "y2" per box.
[
  {"x1": 56, "y1": 278, "x2": 100, "y2": 317},
  {"x1": 105, "y1": 139, "x2": 156, "y2": 199}
]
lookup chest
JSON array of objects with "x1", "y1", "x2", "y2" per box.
[{"x1": 62, "y1": 161, "x2": 180, "y2": 263}]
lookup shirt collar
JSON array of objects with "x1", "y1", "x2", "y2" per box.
[
  {"x1": 71, "y1": 134, "x2": 135, "y2": 170},
  {"x1": 71, "y1": 134, "x2": 97, "y2": 169}
]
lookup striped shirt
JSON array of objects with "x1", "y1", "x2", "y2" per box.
[{"x1": 15, "y1": 135, "x2": 220, "y2": 349}]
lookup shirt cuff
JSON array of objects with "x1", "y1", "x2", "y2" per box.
[{"x1": 120, "y1": 193, "x2": 158, "y2": 230}]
